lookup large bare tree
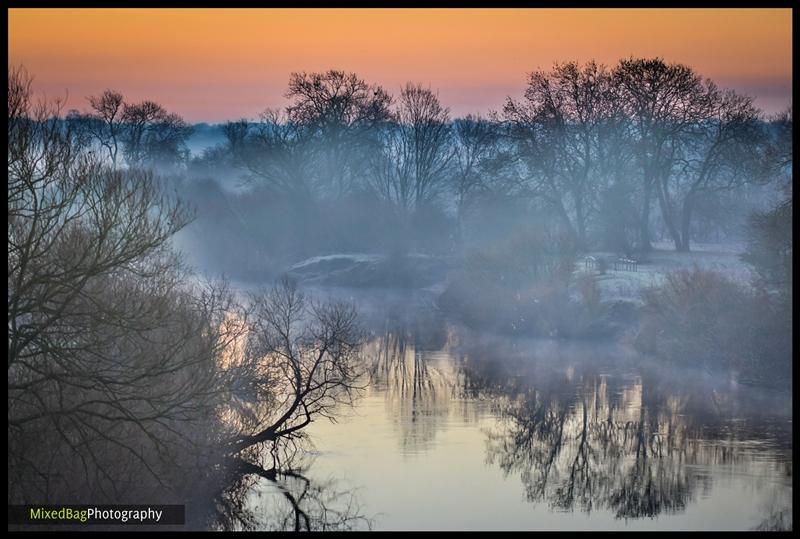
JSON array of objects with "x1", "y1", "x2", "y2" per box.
[
  {"x1": 285, "y1": 70, "x2": 392, "y2": 198},
  {"x1": 120, "y1": 99, "x2": 193, "y2": 169},
  {"x1": 86, "y1": 89, "x2": 125, "y2": 167},
  {"x1": 8, "y1": 66, "x2": 241, "y2": 507},
  {"x1": 612, "y1": 57, "x2": 714, "y2": 252},
  {"x1": 664, "y1": 86, "x2": 765, "y2": 251},
  {"x1": 226, "y1": 277, "x2": 365, "y2": 467},
  {"x1": 504, "y1": 61, "x2": 617, "y2": 250},
  {"x1": 372, "y1": 83, "x2": 455, "y2": 217}
]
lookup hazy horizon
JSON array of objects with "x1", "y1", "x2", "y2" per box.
[
  {"x1": 8, "y1": 8, "x2": 792, "y2": 122},
  {"x1": 8, "y1": 8, "x2": 793, "y2": 532}
]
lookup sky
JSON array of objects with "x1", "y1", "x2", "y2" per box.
[{"x1": 7, "y1": 8, "x2": 793, "y2": 123}]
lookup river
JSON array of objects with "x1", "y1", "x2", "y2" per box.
[{"x1": 219, "y1": 286, "x2": 792, "y2": 531}]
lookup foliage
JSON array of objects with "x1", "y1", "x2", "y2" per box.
[{"x1": 636, "y1": 268, "x2": 790, "y2": 386}]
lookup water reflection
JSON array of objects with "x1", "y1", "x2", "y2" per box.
[
  {"x1": 485, "y1": 377, "x2": 697, "y2": 518},
  {"x1": 450, "y1": 332, "x2": 791, "y2": 524},
  {"x1": 364, "y1": 313, "x2": 791, "y2": 529},
  {"x1": 222, "y1": 293, "x2": 792, "y2": 530},
  {"x1": 360, "y1": 302, "x2": 480, "y2": 454},
  {"x1": 215, "y1": 463, "x2": 372, "y2": 531}
]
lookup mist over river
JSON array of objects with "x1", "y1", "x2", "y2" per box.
[{"x1": 220, "y1": 286, "x2": 792, "y2": 531}]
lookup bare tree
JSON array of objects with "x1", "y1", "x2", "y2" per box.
[
  {"x1": 504, "y1": 61, "x2": 617, "y2": 250},
  {"x1": 594, "y1": 80, "x2": 639, "y2": 253},
  {"x1": 613, "y1": 57, "x2": 714, "y2": 252},
  {"x1": 285, "y1": 70, "x2": 392, "y2": 198},
  {"x1": 8, "y1": 66, "x2": 242, "y2": 505},
  {"x1": 742, "y1": 107, "x2": 793, "y2": 296},
  {"x1": 372, "y1": 83, "x2": 454, "y2": 217},
  {"x1": 763, "y1": 107, "x2": 793, "y2": 187},
  {"x1": 452, "y1": 114, "x2": 499, "y2": 245},
  {"x1": 665, "y1": 86, "x2": 765, "y2": 251},
  {"x1": 87, "y1": 89, "x2": 125, "y2": 167},
  {"x1": 227, "y1": 277, "x2": 365, "y2": 468},
  {"x1": 221, "y1": 118, "x2": 251, "y2": 159},
  {"x1": 234, "y1": 108, "x2": 319, "y2": 199},
  {"x1": 120, "y1": 100, "x2": 193, "y2": 169}
]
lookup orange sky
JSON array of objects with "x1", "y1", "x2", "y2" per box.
[{"x1": 8, "y1": 8, "x2": 793, "y2": 122}]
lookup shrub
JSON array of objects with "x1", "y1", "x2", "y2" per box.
[
  {"x1": 741, "y1": 197, "x2": 792, "y2": 294},
  {"x1": 636, "y1": 268, "x2": 752, "y2": 371}
]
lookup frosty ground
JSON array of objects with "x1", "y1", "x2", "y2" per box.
[
  {"x1": 283, "y1": 242, "x2": 753, "y2": 308},
  {"x1": 576, "y1": 242, "x2": 753, "y2": 305}
]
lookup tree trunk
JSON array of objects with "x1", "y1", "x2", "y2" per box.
[
  {"x1": 554, "y1": 199, "x2": 579, "y2": 250},
  {"x1": 679, "y1": 194, "x2": 694, "y2": 252},
  {"x1": 574, "y1": 190, "x2": 587, "y2": 252},
  {"x1": 639, "y1": 176, "x2": 653, "y2": 252},
  {"x1": 655, "y1": 176, "x2": 683, "y2": 251},
  {"x1": 456, "y1": 198, "x2": 466, "y2": 255}
]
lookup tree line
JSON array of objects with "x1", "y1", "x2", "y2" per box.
[
  {"x1": 60, "y1": 60, "x2": 790, "y2": 260},
  {"x1": 179, "y1": 60, "x2": 787, "y2": 258}
]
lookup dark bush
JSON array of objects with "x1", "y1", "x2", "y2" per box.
[{"x1": 635, "y1": 267, "x2": 790, "y2": 387}]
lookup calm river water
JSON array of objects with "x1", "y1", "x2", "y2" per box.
[{"x1": 225, "y1": 287, "x2": 792, "y2": 531}]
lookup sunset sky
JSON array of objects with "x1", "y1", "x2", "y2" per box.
[{"x1": 8, "y1": 8, "x2": 793, "y2": 122}]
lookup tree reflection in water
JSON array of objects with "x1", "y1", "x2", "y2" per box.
[
  {"x1": 484, "y1": 378, "x2": 697, "y2": 518},
  {"x1": 363, "y1": 305, "x2": 472, "y2": 452},
  {"x1": 459, "y1": 333, "x2": 791, "y2": 521},
  {"x1": 214, "y1": 461, "x2": 372, "y2": 531},
  {"x1": 211, "y1": 299, "x2": 791, "y2": 529}
]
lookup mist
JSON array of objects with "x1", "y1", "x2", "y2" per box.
[{"x1": 8, "y1": 57, "x2": 792, "y2": 531}]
